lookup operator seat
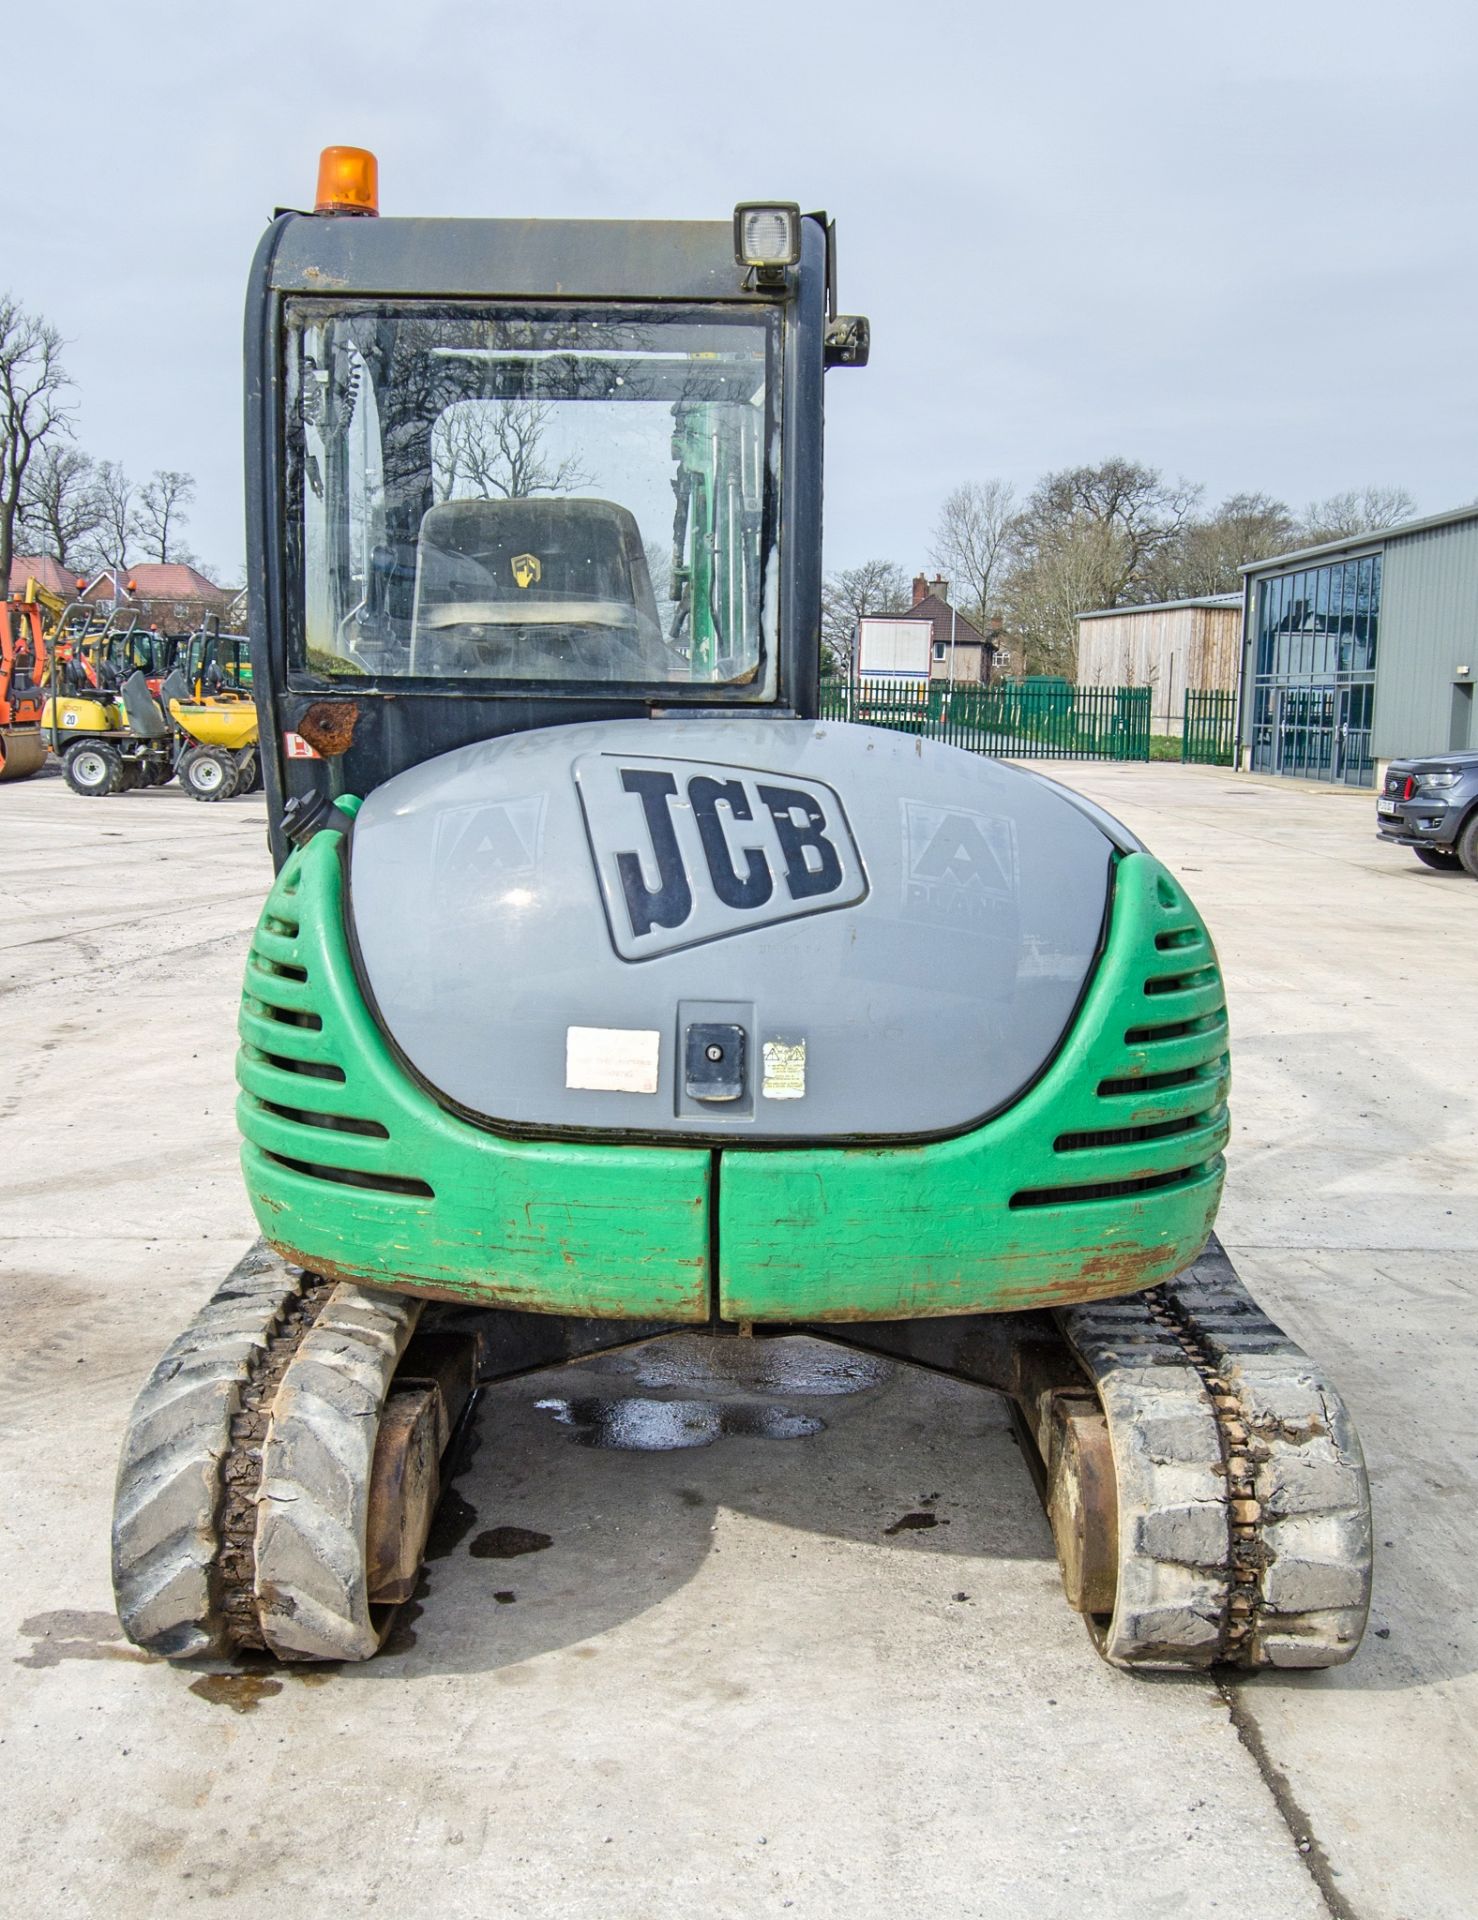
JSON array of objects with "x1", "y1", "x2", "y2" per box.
[
  {"x1": 120, "y1": 670, "x2": 172, "y2": 740},
  {"x1": 409, "y1": 495, "x2": 674, "y2": 682}
]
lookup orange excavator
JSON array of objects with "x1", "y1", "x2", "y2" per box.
[{"x1": 0, "y1": 590, "x2": 51, "y2": 782}]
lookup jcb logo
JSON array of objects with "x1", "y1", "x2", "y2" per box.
[{"x1": 575, "y1": 754, "x2": 867, "y2": 960}]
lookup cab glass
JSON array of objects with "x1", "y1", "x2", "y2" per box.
[{"x1": 284, "y1": 301, "x2": 780, "y2": 693}]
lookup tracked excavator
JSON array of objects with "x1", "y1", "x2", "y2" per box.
[
  {"x1": 113, "y1": 150, "x2": 1372, "y2": 1672},
  {"x1": 0, "y1": 591, "x2": 49, "y2": 781}
]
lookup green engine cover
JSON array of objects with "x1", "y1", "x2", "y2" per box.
[
  {"x1": 718, "y1": 852, "x2": 1229, "y2": 1319},
  {"x1": 237, "y1": 819, "x2": 711, "y2": 1319},
  {"x1": 236, "y1": 811, "x2": 1228, "y2": 1319}
]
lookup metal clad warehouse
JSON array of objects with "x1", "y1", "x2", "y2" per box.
[{"x1": 1238, "y1": 505, "x2": 1478, "y2": 788}]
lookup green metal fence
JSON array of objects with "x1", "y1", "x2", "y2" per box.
[
  {"x1": 1182, "y1": 688, "x2": 1237, "y2": 765},
  {"x1": 819, "y1": 679, "x2": 1152, "y2": 761}
]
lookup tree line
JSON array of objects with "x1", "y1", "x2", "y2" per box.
[
  {"x1": 0, "y1": 292, "x2": 204, "y2": 592},
  {"x1": 823, "y1": 460, "x2": 1419, "y2": 678}
]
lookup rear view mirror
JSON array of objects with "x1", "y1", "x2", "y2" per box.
[{"x1": 824, "y1": 315, "x2": 870, "y2": 368}]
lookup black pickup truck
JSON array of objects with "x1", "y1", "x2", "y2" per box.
[{"x1": 1377, "y1": 750, "x2": 1478, "y2": 874}]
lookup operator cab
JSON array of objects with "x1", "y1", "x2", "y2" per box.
[{"x1": 245, "y1": 156, "x2": 866, "y2": 860}]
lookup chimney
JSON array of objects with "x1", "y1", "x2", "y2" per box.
[
  {"x1": 929, "y1": 574, "x2": 949, "y2": 605},
  {"x1": 912, "y1": 573, "x2": 929, "y2": 606}
]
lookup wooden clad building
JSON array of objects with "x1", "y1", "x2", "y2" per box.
[{"x1": 1076, "y1": 594, "x2": 1241, "y2": 736}]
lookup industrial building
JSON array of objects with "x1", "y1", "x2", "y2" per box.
[
  {"x1": 1076, "y1": 594, "x2": 1241, "y2": 737},
  {"x1": 1237, "y1": 506, "x2": 1478, "y2": 787}
]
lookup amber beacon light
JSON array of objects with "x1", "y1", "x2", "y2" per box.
[{"x1": 315, "y1": 146, "x2": 379, "y2": 217}]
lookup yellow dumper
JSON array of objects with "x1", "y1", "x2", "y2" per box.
[{"x1": 166, "y1": 685, "x2": 261, "y2": 800}]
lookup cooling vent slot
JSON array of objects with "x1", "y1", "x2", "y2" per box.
[
  {"x1": 259, "y1": 1099, "x2": 389, "y2": 1140},
  {"x1": 1124, "y1": 1012, "x2": 1226, "y2": 1046},
  {"x1": 254, "y1": 1002, "x2": 323, "y2": 1033},
  {"x1": 1011, "y1": 1168, "x2": 1202, "y2": 1209},
  {"x1": 258, "y1": 1150, "x2": 433, "y2": 1199},
  {"x1": 255, "y1": 1049, "x2": 345, "y2": 1084},
  {"x1": 1054, "y1": 1116, "x2": 1200, "y2": 1152},
  {"x1": 1143, "y1": 965, "x2": 1218, "y2": 997},
  {"x1": 1097, "y1": 1066, "x2": 1201, "y2": 1098}
]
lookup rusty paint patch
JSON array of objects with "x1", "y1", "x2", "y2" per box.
[{"x1": 297, "y1": 701, "x2": 359, "y2": 757}]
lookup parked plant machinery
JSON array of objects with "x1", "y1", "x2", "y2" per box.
[
  {"x1": 165, "y1": 622, "x2": 261, "y2": 799},
  {"x1": 184, "y1": 620, "x2": 253, "y2": 696},
  {"x1": 41, "y1": 648, "x2": 175, "y2": 796},
  {"x1": 167, "y1": 685, "x2": 260, "y2": 799},
  {"x1": 0, "y1": 591, "x2": 49, "y2": 781},
  {"x1": 112, "y1": 150, "x2": 1372, "y2": 1674}
]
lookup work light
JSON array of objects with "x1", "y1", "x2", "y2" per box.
[{"x1": 734, "y1": 203, "x2": 801, "y2": 270}]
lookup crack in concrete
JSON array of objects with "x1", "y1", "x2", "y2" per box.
[{"x1": 1220, "y1": 1678, "x2": 1359, "y2": 1920}]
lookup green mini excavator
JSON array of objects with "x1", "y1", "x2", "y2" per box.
[{"x1": 112, "y1": 149, "x2": 1371, "y2": 1671}]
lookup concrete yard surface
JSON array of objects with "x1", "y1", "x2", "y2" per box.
[{"x1": 2, "y1": 763, "x2": 1475, "y2": 1919}]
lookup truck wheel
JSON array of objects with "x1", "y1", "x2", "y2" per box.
[
  {"x1": 235, "y1": 750, "x2": 261, "y2": 793},
  {"x1": 1458, "y1": 812, "x2": 1478, "y2": 880},
  {"x1": 63, "y1": 743, "x2": 124, "y2": 797},
  {"x1": 181, "y1": 746, "x2": 239, "y2": 802},
  {"x1": 1414, "y1": 847, "x2": 1464, "y2": 871}
]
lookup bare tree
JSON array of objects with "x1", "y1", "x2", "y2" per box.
[
  {"x1": 1002, "y1": 515, "x2": 1128, "y2": 676},
  {"x1": 997, "y1": 457, "x2": 1202, "y2": 674},
  {"x1": 929, "y1": 479, "x2": 1016, "y2": 628},
  {"x1": 1012, "y1": 458, "x2": 1201, "y2": 604},
  {"x1": 1299, "y1": 485, "x2": 1417, "y2": 545},
  {"x1": 137, "y1": 468, "x2": 197, "y2": 563},
  {"x1": 820, "y1": 558, "x2": 910, "y2": 675},
  {"x1": 90, "y1": 460, "x2": 140, "y2": 575},
  {"x1": 1143, "y1": 491, "x2": 1299, "y2": 600},
  {"x1": 17, "y1": 443, "x2": 102, "y2": 571},
  {"x1": 0, "y1": 294, "x2": 74, "y2": 591},
  {"x1": 433, "y1": 401, "x2": 590, "y2": 502}
]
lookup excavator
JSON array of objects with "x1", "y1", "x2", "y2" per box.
[
  {"x1": 112, "y1": 150, "x2": 1372, "y2": 1672},
  {"x1": 0, "y1": 590, "x2": 49, "y2": 781}
]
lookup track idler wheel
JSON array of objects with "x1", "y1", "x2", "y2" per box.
[{"x1": 1043, "y1": 1395, "x2": 1117, "y2": 1619}]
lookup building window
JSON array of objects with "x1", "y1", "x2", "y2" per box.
[
  {"x1": 1250, "y1": 553, "x2": 1380, "y2": 786},
  {"x1": 932, "y1": 639, "x2": 946, "y2": 661}
]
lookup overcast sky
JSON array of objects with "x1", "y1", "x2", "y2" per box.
[{"x1": 7, "y1": 0, "x2": 1476, "y2": 582}]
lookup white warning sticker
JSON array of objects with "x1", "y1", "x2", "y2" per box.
[
  {"x1": 565, "y1": 1026, "x2": 661, "y2": 1095},
  {"x1": 761, "y1": 1038, "x2": 807, "y2": 1100}
]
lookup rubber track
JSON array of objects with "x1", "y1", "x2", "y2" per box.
[
  {"x1": 1058, "y1": 1237, "x2": 1372, "y2": 1670},
  {"x1": 252, "y1": 1284, "x2": 423, "y2": 1661},
  {"x1": 1160, "y1": 1245, "x2": 1371, "y2": 1667},
  {"x1": 111, "y1": 1243, "x2": 305, "y2": 1659}
]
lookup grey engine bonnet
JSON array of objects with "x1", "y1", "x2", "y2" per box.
[{"x1": 347, "y1": 718, "x2": 1126, "y2": 1140}]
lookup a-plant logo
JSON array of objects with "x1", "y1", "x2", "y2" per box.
[
  {"x1": 575, "y1": 753, "x2": 868, "y2": 959},
  {"x1": 511, "y1": 553, "x2": 542, "y2": 590}
]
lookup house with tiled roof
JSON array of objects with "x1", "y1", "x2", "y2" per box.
[
  {"x1": 856, "y1": 574, "x2": 1000, "y2": 686},
  {"x1": 7, "y1": 555, "x2": 85, "y2": 599},
  {"x1": 79, "y1": 563, "x2": 232, "y2": 629}
]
